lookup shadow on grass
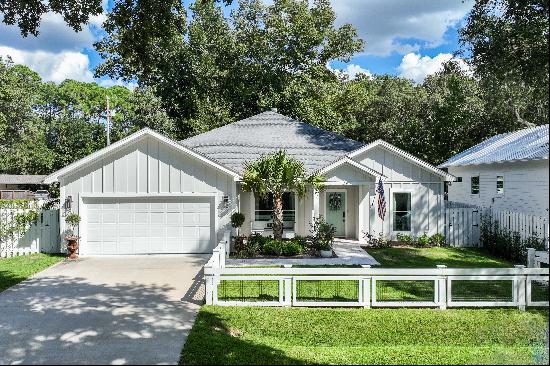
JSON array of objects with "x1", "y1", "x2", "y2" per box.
[{"x1": 180, "y1": 308, "x2": 305, "y2": 365}]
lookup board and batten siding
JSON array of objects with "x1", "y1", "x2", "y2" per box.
[
  {"x1": 59, "y1": 135, "x2": 236, "y2": 240},
  {"x1": 447, "y1": 160, "x2": 549, "y2": 218},
  {"x1": 352, "y1": 146, "x2": 445, "y2": 238}
]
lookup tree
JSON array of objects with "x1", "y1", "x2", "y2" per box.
[
  {"x1": 459, "y1": 0, "x2": 549, "y2": 127},
  {"x1": 95, "y1": 0, "x2": 363, "y2": 138},
  {"x1": 0, "y1": 0, "x2": 103, "y2": 36},
  {"x1": 241, "y1": 150, "x2": 324, "y2": 240}
]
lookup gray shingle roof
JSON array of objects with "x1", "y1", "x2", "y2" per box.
[
  {"x1": 180, "y1": 111, "x2": 364, "y2": 174},
  {"x1": 439, "y1": 124, "x2": 549, "y2": 168},
  {"x1": 0, "y1": 174, "x2": 46, "y2": 185}
]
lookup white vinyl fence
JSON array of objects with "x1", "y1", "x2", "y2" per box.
[
  {"x1": 445, "y1": 204, "x2": 549, "y2": 247},
  {"x1": 204, "y1": 243, "x2": 549, "y2": 309},
  {"x1": 0, "y1": 209, "x2": 60, "y2": 257}
]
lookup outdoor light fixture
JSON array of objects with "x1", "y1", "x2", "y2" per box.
[
  {"x1": 65, "y1": 195, "x2": 73, "y2": 211},
  {"x1": 222, "y1": 195, "x2": 230, "y2": 208}
]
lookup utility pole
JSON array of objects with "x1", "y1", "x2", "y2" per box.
[{"x1": 106, "y1": 96, "x2": 111, "y2": 146}]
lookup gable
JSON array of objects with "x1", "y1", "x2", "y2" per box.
[
  {"x1": 60, "y1": 134, "x2": 235, "y2": 195},
  {"x1": 324, "y1": 163, "x2": 377, "y2": 183},
  {"x1": 352, "y1": 146, "x2": 444, "y2": 182}
]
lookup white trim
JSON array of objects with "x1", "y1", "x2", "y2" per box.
[
  {"x1": 347, "y1": 140, "x2": 455, "y2": 181},
  {"x1": 324, "y1": 189, "x2": 348, "y2": 238},
  {"x1": 43, "y1": 128, "x2": 241, "y2": 184},
  {"x1": 80, "y1": 192, "x2": 217, "y2": 198},
  {"x1": 319, "y1": 157, "x2": 384, "y2": 178},
  {"x1": 390, "y1": 189, "x2": 414, "y2": 234}
]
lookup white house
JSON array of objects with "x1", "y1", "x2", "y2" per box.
[
  {"x1": 44, "y1": 110, "x2": 453, "y2": 255},
  {"x1": 440, "y1": 124, "x2": 549, "y2": 217}
]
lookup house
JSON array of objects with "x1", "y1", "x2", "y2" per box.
[
  {"x1": 44, "y1": 110, "x2": 453, "y2": 255},
  {"x1": 0, "y1": 174, "x2": 47, "y2": 200},
  {"x1": 439, "y1": 124, "x2": 549, "y2": 217}
]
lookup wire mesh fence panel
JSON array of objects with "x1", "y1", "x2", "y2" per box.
[
  {"x1": 295, "y1": 280, "x2": 359, "y2": 302},
  {"x1": 531, "y1": 279, "x2": 549, "y2": 303},
  {"x1": 217, "y1": 279, "x2": 279, "y2": 302},
  {"x1": 375, "y1": 280, "x2": 435, "y2": 302},
  {"x1": 451, "y1": 280, "x2": 514, "y2": 302}
]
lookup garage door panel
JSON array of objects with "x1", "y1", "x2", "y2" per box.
[{"x1": 85, "y1": 197, "x2": 213, "y2": 254}]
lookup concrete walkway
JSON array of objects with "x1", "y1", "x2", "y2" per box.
[
  {"x1": 0, "y1": 255, "x2": 208, "y2": 365},
  {"x1": 227, "y1": 239, "x2": 379, "y2": 266}
]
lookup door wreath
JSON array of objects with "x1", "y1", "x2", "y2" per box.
[{"x1": 328, "y1": 193, "x2": 342, "y2": 211}]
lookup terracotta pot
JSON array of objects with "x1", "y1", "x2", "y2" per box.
[{"x1": 65, "y1": 236, "x2": 80, "y2": 260}]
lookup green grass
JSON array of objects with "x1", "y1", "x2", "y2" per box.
[
  {"x1": 180, "y1": 306, "x2": 549, "y2": 365},
  {"x1": 0, "y1": 253, "x2": 64, "y2": 292},
  {"x1": 367, "y1": 246, "x2": 514, "y2": 268}
]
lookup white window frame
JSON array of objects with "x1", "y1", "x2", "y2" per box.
[
  {"x1": 253, "y1": 192, "x2": 296, "y2": 230},
  {"x1": 391, "y1": 190, "x2": 413, "y2": 234},
  {"x1": 496, "y1": 175, "x2": 504, "y2": 195},
  {"x1": 470, "y1": 175, "x2": 480, "y2": 195}
]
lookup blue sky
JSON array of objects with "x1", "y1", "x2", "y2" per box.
[{"x1": 0, "y1": 0, "x2": 473, "y2": 87}]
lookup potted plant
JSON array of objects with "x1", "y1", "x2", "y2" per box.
[
  {"x1": 310, "y1": 216, "x2": 336, "y2": 258},
  {"x1": 65, "y1": 213, "x2": 81, "y2": 260},
  {"x1": 230, "y1": 212, "x2": 245, "y2": 236}
]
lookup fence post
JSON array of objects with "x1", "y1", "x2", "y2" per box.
[
  {"x1": 205, "y1": 271, "x2": 214, "y2": 305},
  {"x1": 526, "y1": 248, "x2": 536, "y2": 268},
  {"x1": 283, "y1": 264, "x2": 292, "y2": 307},
  {"x1": 361, "y1": 265, "x2": 371, "y2": 308},
  {"x1": 514, "y1": 265, "x2": 526, "y2": 311},
  {"x1": 436, "y1": 265, "x2": 447, "y2": 309}
]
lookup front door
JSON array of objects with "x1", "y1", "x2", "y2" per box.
[{"x1": 325, "y1": 191, "x2": 346, "y2": 237}]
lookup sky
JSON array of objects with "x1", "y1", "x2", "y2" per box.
[{"x1": 0, "y1": 0, "x2": 474, "y2": 88}]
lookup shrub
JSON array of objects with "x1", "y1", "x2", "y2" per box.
[
  {"x1": 230, "y1": 212, "x2": 245, "y2": 229},
  {"x1": 263, "y1": 240, "x2": 284, "y2": 256},
  {"x1": 429, "y1": 233, "x2": 445, "y2": 247},
  {"x1": 396, "y1": 233, "x2": 414, "y2": 245},
  {"x1": 310, "y1": 216, "x2": 336, "y2": 251},
  {"x1": 416, "y1": 233, "x2": 430, "y2": 247},
  {"x1": 234, "y1": 236, "x2": 261, "y2": 258},
  {"x1": 282, "y1": 240, "x2": 302, "y2": 256},
  {"x1": 248, "y1": 233, "x2": 270, "y2": 251}
]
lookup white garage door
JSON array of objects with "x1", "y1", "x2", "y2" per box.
[{"x1": 84, "y1": 197, "x2": 214, "y2": 255}]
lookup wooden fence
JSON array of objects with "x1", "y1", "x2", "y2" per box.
[
  {"x1": 0, "y1": 209, "x2": 60, "y2": 257},
  {"x1": 204, "y1": 243, "x2": 549, "y2": 309},
  {"x1": 445, "y1": 204, "x2": 549, "y2": 248}
]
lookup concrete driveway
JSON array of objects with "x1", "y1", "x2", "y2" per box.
[{"x1": 0, "y1": 255, "x2": 208, "y2": 365}]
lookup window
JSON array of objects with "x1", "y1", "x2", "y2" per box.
[
  {"x1": 496, "y1": 176, "x2": 504, "y2": 194},
  {"x1": 393, "y1": 192, "x2": 411, "y2": 232},
  {"x1": 255, "y1": 192, "x2": 295, "y2": 223},
  {"x1": 471, "y1": 176, "x2": 480, "y2": 194}
]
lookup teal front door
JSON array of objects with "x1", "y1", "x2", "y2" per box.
[{"x1": 325, "y1": 191, "x2": 346, "y2": 237}]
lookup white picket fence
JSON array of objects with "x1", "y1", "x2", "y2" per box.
[
  {"x1": 204, "y1": 243, "x2": 549, "y2": 309},
  {"x1": 445, "y1": 204, "x2": 549, "y2": 247},
  {"x1": 0, "y1": 209, "x2": 60, "y2": 257}
]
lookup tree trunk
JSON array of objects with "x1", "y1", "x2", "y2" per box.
[{"x1": 272, "y1": 192, "x2": 284, "y2": 240}]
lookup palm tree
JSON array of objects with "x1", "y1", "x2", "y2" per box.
[{"x1": 241, "y1": 150, "x2": 325, "y2": 240}]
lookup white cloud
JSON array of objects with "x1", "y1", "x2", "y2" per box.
[
  {"x1": 330, "y1": 0, "x2": 474, "y2": 56},
  {"x1": 99, "y1": 78, "x2": 138, "y2": 90},
  {"x1": 397, "y1": 52, "x2": 469, "y2": 83},
  {"x1": 0, "y1": 46, "x2": 94, "y2": 83},
  {"x1": 328, "y1": 63, "x2": 372, "y2": 79}
]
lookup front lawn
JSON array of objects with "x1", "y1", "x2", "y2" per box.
[
  {"x1": 367, "y1": 246, "x2": 513, "y2": 268},
  {"x1": 180, "y1": 306, "x2": 549, "y2": 365},
  {"x1": 0, "y1": 253, "x2": 64, "y2": 292}
]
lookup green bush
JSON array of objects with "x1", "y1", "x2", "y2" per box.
[
  {"x1": 309, "y1": 216, "x2": 336, "y2": 251},
  {"x1": 416, "y1": 233, "x2": 430, "y2": 246},
  {"x1": 247, "y1": 233, "x2": 270, "y2": 251},
  {"x1": 230, "y1": 212, "x2": 245, "y2": 228},
  {"x1": 281, "y1": 240, "x2": 302, "y2": 256},
  {"x1": 233, "y1": 236, "x2": 260, "y2": 258},
  {"x1": 263, "y1": 240, "x2": 283, "y2": 256},
  {"x1": 396, "y1": 233, "x2": 414, "y2": 245},
  {"x1": 429, "y1": 233, "x2": 445, "y2": 247}
]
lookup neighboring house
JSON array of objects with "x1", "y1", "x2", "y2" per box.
[
  {"x1": 0, "y1": 174, "x2": 46, "y2": 199},
  {"x1": 439, "y1": 124, "x2": 549, "y2": 217},
  {"x1": 44, "y1": 110, "x2": 453, "y2": 255}
]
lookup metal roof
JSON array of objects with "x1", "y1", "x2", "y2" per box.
[
  {"x1": 181, "y1": 110, "x2": 364, "y2": 174},
  {"x1": 0, "y1": 174, "x2": 46, "y2": 185},
  {"x1": 439, "y1": 125, "x2": 549, "y2": 168}
]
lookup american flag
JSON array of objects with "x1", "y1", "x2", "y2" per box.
[{"x1": 376, "y1": 178, "x2": 386, "y2": 219}]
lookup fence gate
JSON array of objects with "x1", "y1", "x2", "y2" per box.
[{"x1": 445, "y1": 207, "x2": 481, "y2": 247}]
